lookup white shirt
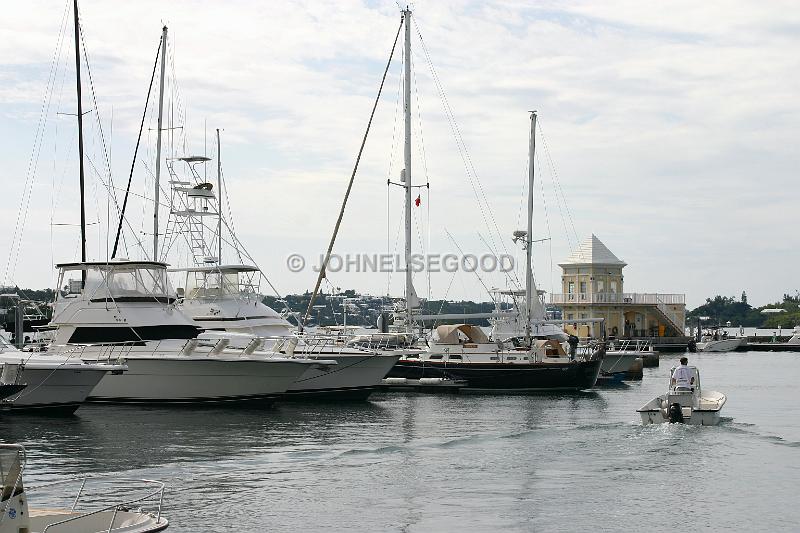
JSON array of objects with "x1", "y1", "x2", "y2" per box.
[{"x1": 672, "y1": 365, "x2": 694, "y2": 387}]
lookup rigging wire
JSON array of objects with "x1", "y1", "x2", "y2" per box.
[
  {"x1": 411, "y1": 17, "x2": 523, "y2": 292},
  {"x1": 4, "y1": 0, "x2": 71, "y2": 286},
  {"x1": 538, "y1": 117, "x2": 580, "y2": 250}
]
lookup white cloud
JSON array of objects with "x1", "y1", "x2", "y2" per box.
[{"x1": 0, "y1": 0, "x2": 797, "y2": 308}]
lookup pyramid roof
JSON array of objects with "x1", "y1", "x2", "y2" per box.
[{"x1": 559, "y1": 234, "x2": 626, "y2": 267}]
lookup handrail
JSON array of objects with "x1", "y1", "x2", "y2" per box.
[{"x1": 30, "y1": 476, "x2": 166, "y2": 533}]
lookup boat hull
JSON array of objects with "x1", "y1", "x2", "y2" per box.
[
  {"x1": 388, "y1": 358, "x2": 602, "y2": 391},
  {"x1": 697, "y1": 338, "x2": 744, "y2": 352},
  {"x1": 637, "y1": 390, "x2": 726, "y2": 426},
  {"x1": 283, "y1": 353, "x2": 401, "y2": 400},
  {"x1": 601, "y1": 351, "x2": 641, "y2": 375},
  {"x1": 0, "y1": 359, "x2": 113, "y2": 414},
  {"x1": 638, "y1": 408, "x2": 722, "y2": 426},
  {"x1": 86, "y1": 357, "x2": 308, "y2": 404}
]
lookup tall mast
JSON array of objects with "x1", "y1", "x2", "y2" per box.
[
  {"x1": 153, "y1": 25, "x2": 168, "y2": 261},
  {"x1": 525, "y1": 111, "x2": 537, "y2": 341},
  {"x1": 216, "y1": 128, "x2": 222, "y2": 264},
  {"x1": 73, "y1": 0, "x2": 86, "y2": 285},
  {"x1": 403, "y1": 7, "x2": 413, "y2": 333}
]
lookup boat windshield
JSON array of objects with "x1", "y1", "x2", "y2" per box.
[
  {"x1": 61, "y1": 264, "x2": 175, "y2": 301},
  {"x1": 0, "y1": 445, "x2": 25, "y2": 501},
  {"x1": 185, "y1": 271, "x2": 242, "y2": 299}
]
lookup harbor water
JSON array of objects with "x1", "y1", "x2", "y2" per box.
[{"x1": 2, "y1": 351, "x2": 799, "y2": 532}]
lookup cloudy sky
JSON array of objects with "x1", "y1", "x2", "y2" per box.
[{"x1": 1, "y1": 0, "x2": 797, "y2": 309}]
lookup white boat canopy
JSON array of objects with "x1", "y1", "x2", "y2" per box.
[{"x1": 435, "y1": 324, "x2": 490, "y2": 345}]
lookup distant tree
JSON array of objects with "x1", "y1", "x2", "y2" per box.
[
  {"x1": 741, "y1": 291, "x2": 747, "y2": 305},
  {"x1": 687, "y1": 295, "x2": 757, "y2": 326}
]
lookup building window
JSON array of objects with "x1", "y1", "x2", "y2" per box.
[
  {"x1": 580, "y1": 281, "x2": 587, "y2": 293},
  {"x1": 568, "y1": 281, "x2": 575, "y2": 294},
  {"x1": 610, "y1": 281, "x2": 617, "y2": 293},
  {"x1": 567, "y1": 314, "x2": 574, "y2": 320},
  {"x1": 597, "y1": 280, "x2": 604, "y2": 292}
]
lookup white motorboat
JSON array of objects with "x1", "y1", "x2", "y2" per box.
[
  {"x1": 47, "y1": 260, "x2": 327, "y2": 404},
  {"x1": 0, "y1": 443, "x2": 168, "y2": 532},
  {"x1": 696, "y1": 327, "x2": 745, "y2": 352},
  {"x1": 1, "y1": 333, "x2": 125, "y2": 414},
  {"x1": 697, "y1": 337, "x2": 744, "y2": 352},
  {"x1": 637, "y1": 365, "x2": 726, "y2": 425}
]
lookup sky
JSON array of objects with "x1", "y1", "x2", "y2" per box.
[{"x1": 0, "y1": 0, "x2": 797, "y2": 309}]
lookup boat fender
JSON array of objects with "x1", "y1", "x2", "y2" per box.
[{"x1": 668, "y1": 402, "x2": 684, "y2": 423}]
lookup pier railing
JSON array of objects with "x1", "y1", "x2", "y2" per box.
[{"x1": 549, "y1": 292, "x2": 685, "y2": 305}]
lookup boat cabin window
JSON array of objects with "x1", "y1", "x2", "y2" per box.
[
  {"x1": 429, "y1": 354, "x2": 444, "y2": 360},
  {"x1": 490, "y1": 356, "x2": 499, "y2": 360},
  {"x1": 507, "y1": 356, "x2": 517, "y2": 360},
  {"x1": 448, "y1": 354, "x2": 462, "y2": 360}
]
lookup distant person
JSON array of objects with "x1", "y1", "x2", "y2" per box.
[{"x1": 671, "y1": 357, "x2": 695, "y2": 390}]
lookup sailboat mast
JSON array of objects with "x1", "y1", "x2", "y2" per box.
[
  {"x1": 403, "y1": 8, "x2": 413, "y2": 333},
  {"x1": 73, "y1": 0, "x2": 86, "y2": 285},
  {"x1": 216, "y1": 128, "x2": 222, "y2": 264},
  {"x1": 153, "y1": 25, "x2": 168, "y2": 261},
  {"x1": 525, "y1": 111, "x2": 537, "y2": 341}
]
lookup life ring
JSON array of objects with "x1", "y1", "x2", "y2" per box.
[{"x1": 611, "y1": 326, "x2": 618, "y2": 336}]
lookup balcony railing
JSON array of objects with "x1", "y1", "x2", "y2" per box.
[{"x1": 549, "y1": 292, "x2": 685, "y2": 305}]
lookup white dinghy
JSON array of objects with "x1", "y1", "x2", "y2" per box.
[
  {"x1": 0, "y1": 444, "x2": 168, "y2": 532},
  {"x1": 637, "y1": 365, "x2": 726, "y2": 425}
]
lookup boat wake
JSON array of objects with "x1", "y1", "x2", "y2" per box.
[{"x1": 721, "y1": 421, "x2": 800, "y2": 448}]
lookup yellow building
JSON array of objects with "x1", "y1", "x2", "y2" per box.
[{"x1": 549, "y1": 234, "x2": 685, "y2": 339}]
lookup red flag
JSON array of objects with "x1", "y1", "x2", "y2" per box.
[{"x1": 415, "y1": 194, "x2": 421, "y2": 207}]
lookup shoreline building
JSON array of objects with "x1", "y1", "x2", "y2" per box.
[{"x1": 549, "y1": 235, "x2": 687, "y2": 348}]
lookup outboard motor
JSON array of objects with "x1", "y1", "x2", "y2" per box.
[{"x1": 668, "y1": 402, "x2": 685, "y2": 423}]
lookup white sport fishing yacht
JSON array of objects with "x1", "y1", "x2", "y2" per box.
[
  {"x1": 161, "y1": 148, "x2": 408, "y2": 400},
  {"x1": 0, "y1": 332, "x2": 124, "y2": 414},
  {"x1": 637, "y1": 365, "x2": 726, "y2": 425},
  {"x1": 171, "y1": 265, "x2": 408, "y2": 400},
  {"x1": 0, "y1": 443, "x2": 168, "y2": 532},
  {"x1": 47, "y1": 260, "x2": 324, "y2": 404}
]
